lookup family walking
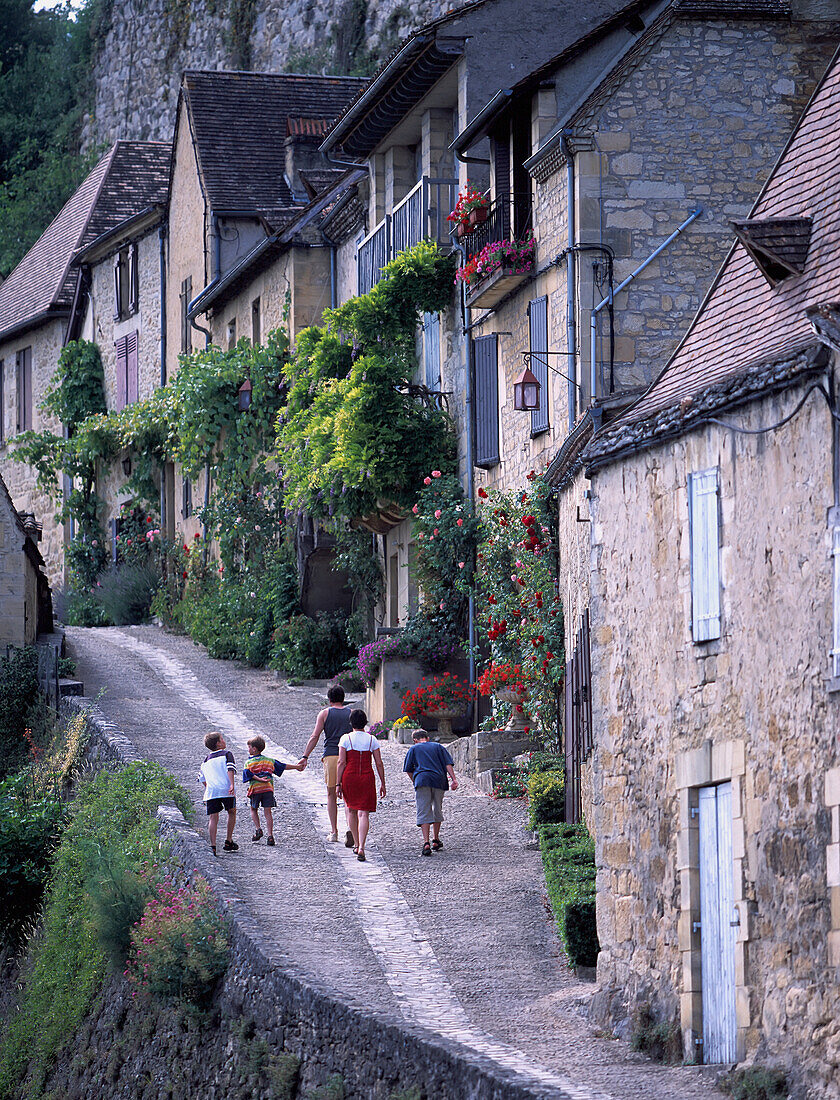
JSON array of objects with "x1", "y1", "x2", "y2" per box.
[{"x1": 198, "y1": 685, "x2": 458, "y2": 859}]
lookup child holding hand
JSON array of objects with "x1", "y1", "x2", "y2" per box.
[{"x1": 243, "y1": 735, "x2": 304, "y2": 846}]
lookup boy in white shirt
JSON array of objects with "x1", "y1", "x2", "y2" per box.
[{"x1": 199, "y1": 731, "x2": 238, "y2": 855}]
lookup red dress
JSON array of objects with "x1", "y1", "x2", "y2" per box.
[{"x1": 340, "y1": 732, "x2": 377, "y2": 812}]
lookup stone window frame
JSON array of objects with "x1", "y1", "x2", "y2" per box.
[
  {"x1": 676, "y1": 739, "x2": 749, "y2": 1064},
  {"x1": 826, "y1": 767, "x2": 840, "y2": 967}
]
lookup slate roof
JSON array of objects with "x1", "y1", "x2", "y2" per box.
[
  {"x1": 584, "y1": 49, "x2": 840, "y2": 472},
  {"x1": 299, "y1": 168, "x2": 348, "y2": 200},
  {"x1": 0, "y1": 141, "x2": 171, "y2": 345},
  {"x1": 730, "y1": 216, "x2": 812, "y2": 284},
  {"x1": 181, "y1": 71, "x2": 366, "y2": 225}
]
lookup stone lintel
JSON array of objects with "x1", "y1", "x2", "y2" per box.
[
  {"x1": 826, "y1": 842, "x2": 840, "y2": 888},
  {"x1": 825, "y1": 767, "x2": 840, "y2": 808}
]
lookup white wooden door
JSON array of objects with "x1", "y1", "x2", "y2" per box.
[{"x1": 699, "y1": 782, "x2": 737, "y2": 1063}]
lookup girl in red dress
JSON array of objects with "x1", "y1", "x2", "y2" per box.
[{"x1": 336, "y1": 709, "x2": 386, "y2": 862}]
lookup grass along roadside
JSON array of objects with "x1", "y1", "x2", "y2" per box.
[{"x1": 0, "y1": 759, "x2": 192, "y2": 1099}]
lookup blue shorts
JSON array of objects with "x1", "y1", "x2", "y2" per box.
[
  {"x1": 249, "y1": 791, "x2": 277, "y2": 809},
  {"x1": 205, "y1": 796, "x2": 235, "y2": 815}
]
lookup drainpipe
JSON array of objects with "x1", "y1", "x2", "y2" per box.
[
  {"x1": 452, "y1": 235, "x2": 477, "y2": 694},
  {"x1": 589, "y1": 206, "x2": 703, "y2": 402},
  {"x1": 321, "y1": 228, "x2": 338, "y2": 308},
  {"x1": 560, "y1": 133, "x2": 576, "y2": 432},
  {"x1": 159, "y1": 222, "x2": 168, "y2": 525},
  {"x1": 211, "y1": 213, "x2": 221, "y2": 281}
]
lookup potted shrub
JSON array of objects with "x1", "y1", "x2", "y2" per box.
[
  {"x1": 478, "y1": 661, "x2": 531, "y2": 734},
  {"x1": 401, "y1": 672, "x2": 474, "y2": 739}
]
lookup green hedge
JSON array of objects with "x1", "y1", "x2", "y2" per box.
[
  {"x1": 539, "y1": 822, "x2": 599, "y2": 968},
  {"x1": 527, "y1": 768, "x2": 565, "y2": 827}
]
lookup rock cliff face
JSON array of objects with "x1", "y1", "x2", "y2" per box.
[{"x1": 82, "y1": 0, "x2": 466, "y2": 148}]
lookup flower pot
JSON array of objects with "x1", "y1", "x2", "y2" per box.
[
  {"x1": 467, "y1": 205, "x2": 488, "y2": 230},
  {"x1": 424, "y1": 707, "x2": 466, "y2": 740},
  {"x1": 495, "y1": 688, "x2": 529, "y2": 734}
]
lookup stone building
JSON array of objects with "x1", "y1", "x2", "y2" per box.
[
  {"x1": 163, "y1": 69, "x2": 365, "y2": 544},
  {"x1": 449, "y1": 0, "x2": 839, "y2": 817},
  {"x1": 0, "y1": 141, "x2": 171, "y2": 586},
  {"x1": 579, "y1": 49, "x2": 840, "y2": 1091},
  {"x1": 320, "y1": 0, "x2": 647, "y2": 630},
  {"x1": 0, "y1": 474, "x2": 52, "y2": 648}
]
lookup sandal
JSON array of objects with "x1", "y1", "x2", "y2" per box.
[
  {"x1": 431, "y1": 839, "x2": 443, "y2": 851},
  {"x1": 422, "y1": 842, "x2": 432, "y2": 857},
  {"x1": 345, "y1": 830, "x2": 355, "y2": 848},
  {"x1": 357, "y1": 851, "x2": 366, "y2": 862},
  {"x1": 252, "y1": 829, "x2": 263, "y2": 842}
]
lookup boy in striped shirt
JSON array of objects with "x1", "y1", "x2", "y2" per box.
[{"x1": 243, "y1": 735, "x2": 304, "y2": 846}]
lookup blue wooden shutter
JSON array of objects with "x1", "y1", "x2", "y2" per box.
[
  {"x1": 423, "y1": 312, "x2": 440, "y2": 391},
  {"x1": 529, "y1": 296, "x2": 549, "y2": 435},
  {"x1": 126, "y1": 331, "x2": 139, "y2": 405},
  {"x1": 115, "y1": 337, "x2": 127, "y2": 410},
  {"x1": 689, "y1": 467, "x2": 721, "y2": 642},
  {"x1": 832, "y1": 527, "x2": 840, "y2": 678},
  {"x1": 474, "y1": 334, "x2": 499, "y2": 468}
]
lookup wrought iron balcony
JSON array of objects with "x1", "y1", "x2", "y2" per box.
[
  {"x1": 461, "y1": 191, "x2": 533, "y2": 262},
  {"x1": 356, "y1": 177, "x2": 459, "y2": 296}
]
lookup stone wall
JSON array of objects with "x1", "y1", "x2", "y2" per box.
[
  {"x1": 0, "y1": 319, "x2": 67, "y2": 587},
  {"x1": 83, "y1": 0, "x2": 469, "y2": 151},
  {"x1": 57, "y1": 697, "x2": 561, "y2": 1100},
  {"x1": 587, "y1": 377, "x2": 840, "y2": 1095}
]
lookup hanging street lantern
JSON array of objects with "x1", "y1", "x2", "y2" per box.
[
  {"x1": 238, "y1": 378, "x2": 252, "y2": 411},
  {"x1": 513, "y1": 365, "x2": 541, "y2": 411}
]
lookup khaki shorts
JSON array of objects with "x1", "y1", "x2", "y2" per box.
[
  {"x1": 323, "y1": 755, "x2": 339, "y2": 787},
  {"x1": 415, "y1": 786, "x2": 445, "y2": 825}
]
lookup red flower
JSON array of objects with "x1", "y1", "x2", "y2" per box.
[
  {"x1": 182, "y1": 571, "x2": 188, "y2": 579},
  {"x1": 194, "y1": 533, "x2": 200, "y2": 540},
  {"x1": 477, "y1": 488, "x2": 488, "y2": 498}
]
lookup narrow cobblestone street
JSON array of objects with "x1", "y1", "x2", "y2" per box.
[{"x1": 68, "y1": 625, "x2": 726, "y2": 1099}]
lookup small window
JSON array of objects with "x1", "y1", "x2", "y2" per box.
[
  {"x1": 15, "y1": 347, "x2": 32, "y2": 432},
  {"x1": 227, "y1": 319, "x2": 237, "y2": 350},
  {"x1": 182, "y1": 476, "x2": 193, "y2": 520},
  {"x1": 389, "y1": 552, "x2": 399, "y2": 627},
  {"x1": 113, "y1": 245, "x2": 139, "y2": 320},
  {"x1": 529, "y1": 296, "x2": 549, "y2": 435},
  {"x1": 252, "y1": 298, "x2": 261, "y2": 346},
  {"x1": 180, "y1": 276, "x2": 192, "y2": 354},
  {"x1": 688, "y1": 467, "x2": 721, "y2": 642}
]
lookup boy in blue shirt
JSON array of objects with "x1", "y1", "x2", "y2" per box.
[{"x1": 403, "y1": 730, "x2": 459, "y2": 856}]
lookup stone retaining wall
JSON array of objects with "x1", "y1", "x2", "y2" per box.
[{"x1": 62, "y1": 697, "x2": 562, "y2": 1100}]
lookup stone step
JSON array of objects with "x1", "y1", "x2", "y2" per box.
[{"x1": 59, "y1": 678, "x2": 84, "y2": 697}]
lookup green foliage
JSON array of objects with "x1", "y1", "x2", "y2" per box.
[
  {"x1": 629, "y1": 1006, "x2": 682, "y2": 1065},
  {"x1": 331, "y1": 524, "x2": 383, "y2": 627},
  {"x1": 0, "y1": 760, "x2": 192, "y2": 1095},
  {"x1": 42, "y1": 340, "x2": 107, "y2": 431},
  {"x1": 476, "y1": 471, "x2": 564, "y2": 744},
  {"x1": 721, "y1": 1066, "x2": 789, "y2": 1100},
  {"x1": 527, "y1": 769, "x2": 565, "y2": 828},
  {"x1": 92, "y1": 562, "x2": 160, "y2": 626},
  {"x1": 0, "y1": 768, "x2": 65, "y2": 941},
  {"x1": 539, "y1": 823, "x2": 599, "y2": 968},
  {"x1": 491, "y1": 761, "x2": 529, "y2": 798},
  {"x1": 272, "y1": 611, "x2": 355, "y2": 680},
  {"x1": 277, "y1": 242, "x2": 458, "y2": 522},
  {"x1": 127, "y1": 875, "x2": 230, "y2": 1006},
  {"x1": 308, "y1": 1075, "x2": 346, "y2": 1100},
  {"x1": 0, "y1": 646, "x2": 42, "y2": 771}
]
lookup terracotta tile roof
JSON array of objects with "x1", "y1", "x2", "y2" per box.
[
  {"x1": 286, "y1": 117, "x2": 333, "y2": 137},
  {"x1": 181, "y1": 71, "x2": 366, "y2": 224},
  {"x1": 587, "y1": 51, "x2": 840, "y2": 465},
  {"x1": 0, "y1": 141, "x2": 171, "y2": 344}
]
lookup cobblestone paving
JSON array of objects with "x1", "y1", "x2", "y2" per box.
[{"x1": 68, "y1": 624, "x2": 726, "y2": 1100}]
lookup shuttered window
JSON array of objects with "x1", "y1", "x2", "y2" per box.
[
  {"x1": 529, "y1": 296, "x2": 549, "y2": 435},
  {"x1": 688, "y1": 467, "x2": 721, "y2": 642},
  {"x1": 115, "y1": 332, "x2": 139, "y2": 410},
  {"x1": 252, "y1": 297, "x2": 261, "y2": 345},
  {"x1": 423, "y1": 312, "x2": 440, "y2": 391},
  {"x1": 128, "y1": 244, "x2": 138, "y2": 314},
  {"x1": 16, "y1": 347, "x2": 32, "y2": 431},
  {"x1": 182, "y1": 476, "x2": 193, "y2": 520},
  {"x1": 473, "y1": 334, "x2": 499, "y2": 468},
  {"x1": 832, "y1": 527, "x2": 840, "y2": 679},
  {"x1": 180, "y1": 276, "x2": 192, "y2": 353},
  {"x1": 114, "y1": 252, "x2": 123, "y2": 320}
]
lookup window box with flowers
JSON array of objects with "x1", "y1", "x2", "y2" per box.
[
  {"x1": 447, "y1": 185, "x2": 490, "y2": 238},
  {"x1": 456, "y1": 235, "x2": 536, "y2": 309}
]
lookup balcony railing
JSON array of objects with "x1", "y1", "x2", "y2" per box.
[
  {"x1": 357, "y1": 177, "x2": 459, "y2": 296},
  {"x1": 462, "y1": 191, "x2": 533, "y2": 262}
]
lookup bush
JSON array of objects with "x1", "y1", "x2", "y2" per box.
[
  {"x1": 273, "y1": 611, "x2": 354, "y2": 680},
  {"x1": 0, "y1": 769, "x2": 65, "y2": 941},
  {"x1": 539, "y1": 823, "x2": 599, "y2": 968},
  {"x1": 0, "y1": 647, "x2": 44, "y2": 773},
  {"x1": 94, "y1": 562, "x2": 160, "y2": 625},
  {"x1": 528, "y1": 769, "x2": 565, "y2": 827},
  {"x1": 491, "y1": 762, "x2": 528, "y2": 798},
  {"x1": 64, "y1": 586, "x2": 110, "y2": 627},
  {"x1": 630, "y1": 1005, "x2": 682, "y2": 1064},
  {"x1": 0, "y1": 760, "x2": 192, "y2": 1095},
  {"x1": 721, "y1": 1067, "x2": 789, "y2": 1100},
  {"x1": 127, "y1": 874, "x2": 230, "y2": 1006}
]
